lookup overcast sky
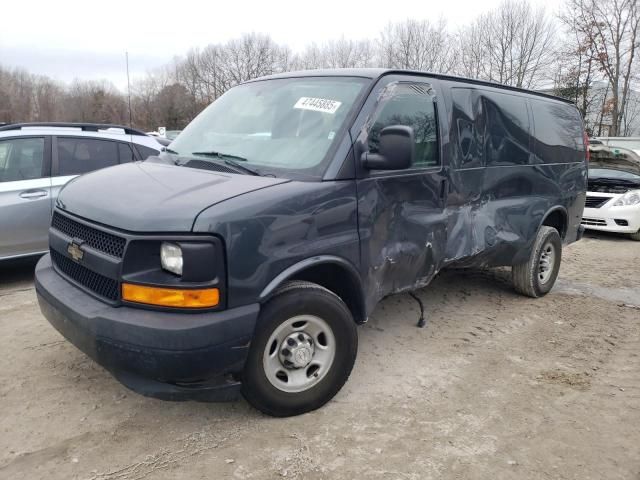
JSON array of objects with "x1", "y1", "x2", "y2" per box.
[{"x1": 0, "y1": 0, "x2": 561, "y2": 90}]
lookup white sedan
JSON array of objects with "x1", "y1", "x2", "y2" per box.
[{"x1": 582, "y1": 146, "x2": 640, "y2": 240}]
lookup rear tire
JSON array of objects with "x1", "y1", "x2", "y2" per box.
[
  {"x1": 512, "y1": 226, "x2": 562, "y2": 298},
  {"x1": 242, "y1": 281, "x2": 358, "y2": 417},
  {"x1": 630, "y1": 229, "x2": 640, "y2": 241}
]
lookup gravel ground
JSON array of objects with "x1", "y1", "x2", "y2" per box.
[{"x1": 1, "y1": 231, "x2": 639, "y2": 480}]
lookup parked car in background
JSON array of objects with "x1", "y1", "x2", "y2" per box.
[
  {"x1": 0, "y1": 123, "x2": 163, "y2": 260},
  {"x1": 154, "y1": 136, "x2": 172, "y2": 147},
  {"x1": 583, "y1": 144, "x2": 640, "y2": 240},
  {"x1": 165, "y1": 130, "x2": 182, "y2": 141},
  {"x1": 145, "y1": 130, "x2": 173, "y2": 147},
  {"x1": 594, "y1": 137, "x2": 640, "y2": 156},
  {"x1": 35, "y1": 69, "x2": 587, "y2": 416}
]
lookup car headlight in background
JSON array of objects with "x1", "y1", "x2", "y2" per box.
[
  {"x1": 160, "y1": 242, "x2": 183, "y2": 275},
  {"x1": 613, "y1": 190, "x2": 640, "y2": 206}
]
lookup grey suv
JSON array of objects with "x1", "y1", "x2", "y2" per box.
[{"x1": 0, "y1": 123, "x2": 163, "y2": 260}]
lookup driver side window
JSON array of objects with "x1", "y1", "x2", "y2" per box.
[
  {"x1": 368, "y1": 83, "x2": 439, "y2": 167},
  {"x1": 0, "y1": 137, "x2": 45, "y2": 183}
]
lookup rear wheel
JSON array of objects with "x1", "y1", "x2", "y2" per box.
[
  {"x1": 630, "y1": 229, "x2": 640, "y2": 241},
  {"x1": 242, "y1": 281, "x2": 358, "y2": 417},
  {"x1": 512, "y1": 226, "x2": 562, "y2": 298}
]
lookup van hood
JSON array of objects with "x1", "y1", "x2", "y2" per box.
[{"x1": 56, "y1": 161, "x2": 290, "y2": 232}]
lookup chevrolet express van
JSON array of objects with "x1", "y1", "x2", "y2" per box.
[{"x1": 35, "y1": 69, "x2": 587, "y2": 416}]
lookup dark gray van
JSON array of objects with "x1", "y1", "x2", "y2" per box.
[{"x1": 35, "y1": 69, "x2": 587, "y2": 416}]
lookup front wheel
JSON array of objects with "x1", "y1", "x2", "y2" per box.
[
  {"x1": 512, "y1": 226, "x2": 562, "y2": 298},
  {"x1": 630, "y1": 229, "x2": 640, "y2": 241},
  {"x1": 242, "y1": 281, "x2": 358, "y2": 417}
]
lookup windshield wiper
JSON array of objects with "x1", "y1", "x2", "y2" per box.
[
  {"x1": 162, "y1": 147, "x2": 179, "y2": 155},
  {"x1": 192, "y1": 151, "x2": 249, "y2": 162},
  {"x1": 222, "y1": 159, "x2": 261, "y2": 176},
  {"x1": 191, "y1": 151, "x2": 261, "y2": 176}
]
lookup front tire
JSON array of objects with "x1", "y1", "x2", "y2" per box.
[
  {"x1": 630, "y1": 229, "x2": 640, "y2": 241},
  {"x1": 512, "y1": 226, "x2": 562, "y2": 298},
  {"x1": 242, "y1": 281, "x2": 358, "y2": 417}
]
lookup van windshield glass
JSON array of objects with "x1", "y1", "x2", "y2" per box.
[{"x1": 168, "y1": 77, "x2": 368, "y2": 179}]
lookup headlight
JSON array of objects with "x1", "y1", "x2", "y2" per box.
[
  {"x1": 160, "y1": 242, "x2": 183, "y2": 275},
  {"x1": 613, "y1": 190, "x2": 640, "y2": 206}
]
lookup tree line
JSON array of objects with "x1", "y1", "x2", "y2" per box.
[{"x1": 1, "y1": 0, "x2": 638, "y2": 136}]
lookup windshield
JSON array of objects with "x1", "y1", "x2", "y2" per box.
[
  {"x1": 589, "y1": 168, "x2": 640, "y2": 180},
  {"x1": 169, "y1": 77, "x2": 368, "y2": 179}
]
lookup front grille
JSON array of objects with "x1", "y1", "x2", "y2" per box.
[
  {"x1": 588, "y1": 183, "x2": 629, "y2": 194},
  {"x1": 581, "y1": 217, "x2": 607, "y2": 226},
  {"x1": 52, "y1": 212, "x2": 126, "y2": 258},
  {"x1": 584, "y1": 196, "x2": 612, "y2": 208},
  {"x1": 51, "y1": 249, "x2": 119, "y2": 301}
]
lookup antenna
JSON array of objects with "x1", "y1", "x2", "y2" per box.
[{"x1": 126, "y1": 51, "x2": 133, "y2": 128}]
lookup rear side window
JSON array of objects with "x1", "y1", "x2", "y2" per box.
[
  {"x1": 118, "y1": 143, "x2": 136, "y2": 163},
  {"x1": 57, "y1": 138, "x2": 118, "y2": 176},
  {"x1": 451, "y1": 88, "x2": 483, "y2": 168},
  {"x1": 368, "y1": 83, "x2": 439, "y2": 168},
  {"x1": 531, "y1": 100, "x2": 584, "y2": 164},
  {"x1": 451, "y1": 88, "x2": 531, "y2": 168},
  {"x1": 482, "y1": 92, "x2": 530, "y2": 166},
  {"x1": 134, "y1": 144, "x2": 160, "y2": 160},
  {"x1": 0, "y1": 137, "x2": 45, "y2": 182}
]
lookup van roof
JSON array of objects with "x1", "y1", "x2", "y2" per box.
[{"x1": 248, "y1": 68, "x2": 574, "y2": 105}]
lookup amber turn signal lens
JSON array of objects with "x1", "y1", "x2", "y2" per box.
[{"x1": 122, "y1": 283, "x2": 219, "y2": 308}]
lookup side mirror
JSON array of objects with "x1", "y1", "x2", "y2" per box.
[{"x1": 361, "y1": 125, "x2": 414, "y2": 170}]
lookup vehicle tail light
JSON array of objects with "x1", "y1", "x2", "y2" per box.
[{"x1": 584, "y1": 132, "x2": 590, "y2": 162}]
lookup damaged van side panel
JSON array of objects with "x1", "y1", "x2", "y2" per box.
[
  {"x1": 351, "y1": 75, "x2": 586, "y2": 315},
  {"x1": 194, "y1": 72, "x2": 586, "y2": 321},
  {"x1": 350, "y1": 76, "x2": 448, "y2": 313}
]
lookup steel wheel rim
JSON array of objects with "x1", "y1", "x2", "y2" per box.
[
  {"x1": 263, "y1": 314, "x2": 336, "y2": 393},
  {"x1": 538, "y1": 242, "x2": 556, "y2": 284}
]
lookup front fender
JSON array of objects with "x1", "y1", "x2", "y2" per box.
[{"x1": 259, "y1": 255, "x2": 361, "y2": 300}]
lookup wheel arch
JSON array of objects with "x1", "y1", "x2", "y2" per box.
[
  {"x1": 259, "y1": 256, "x2": 367, "y2": 324},
  {"x1": 540, "y1": 206, "x2": 568, "y2": 240}
]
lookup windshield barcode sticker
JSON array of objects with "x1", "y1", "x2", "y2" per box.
[{"x1": 294, "y1": 97, "x2": 342, "y2": 114}]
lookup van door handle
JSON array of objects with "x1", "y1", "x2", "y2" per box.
[
  {"x1": 439, "y1": 179, "x2": 448, "y2": 199},
  {"x1": 19, "y1": 189, "x2": 48, "y2": 199}
]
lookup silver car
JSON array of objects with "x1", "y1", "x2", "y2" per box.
[{"x1": 0, "y1": 123, "x2": 164, "y2": 260}]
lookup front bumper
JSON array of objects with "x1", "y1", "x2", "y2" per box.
[
  {"x1": 35, "y1": 254, "x2": 259, "y2": 401},
  {"x1": 582, "y1": 204, "x2": 640, "y2": 234}
]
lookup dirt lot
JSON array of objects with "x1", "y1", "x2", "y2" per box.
[{"x1": 1, "y1": 231, "x2": 639, "y2": 480}]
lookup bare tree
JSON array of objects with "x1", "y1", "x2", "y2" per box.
[
  {"x1": 564, "y1": 0, "x2": 639, "y2": 135},
  {"x1": 3, "y1": 9, "x2": 615, "y2": 132},
  {"x1": 457, "y1": 16, "x2": 491, "y2": 80},
  {"x1": 621, "y1": 78, "x2": 640, "y2": 135},
  {"x1": 457, "y1": 0, "x2": 556, "y2": 88},
  {"x1": 221, "y1": 33, "x2": 291, "y2": 85},
  {"x1": 552, "y1": 15, "x2": 600, "y2": 132},
  {"x1": 296, "y1": 37, "x2": 375, "y2": 69},
  {"x1": 377, "y1": 19, "x2": 457, "y2": 73}
]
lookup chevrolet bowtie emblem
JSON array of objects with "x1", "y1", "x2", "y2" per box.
[{"x1": 67, "y1": 242, "x2": 84, "y2": 262}]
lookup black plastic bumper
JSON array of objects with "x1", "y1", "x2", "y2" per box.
[{"x1": 35, "y1": 254, "x2": 259, "y2": 401}]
